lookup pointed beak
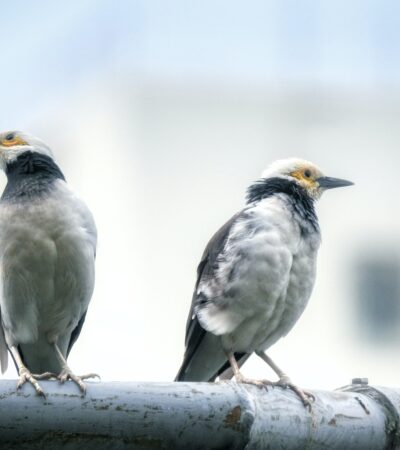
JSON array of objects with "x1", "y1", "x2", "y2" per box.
[{"x1": 316, "y1": 176, "x2": 354, "y2": 190}]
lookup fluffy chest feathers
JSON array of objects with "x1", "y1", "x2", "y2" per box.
[
  {"x1": 0, "y1": 179, "x2": 96, "y2": 258},
  {"x1": 196, "y1": 195, "x2": 321, "y2": 353},
  {"x1": 0, "y1": 179, "x2": 97, "y2": 345}
]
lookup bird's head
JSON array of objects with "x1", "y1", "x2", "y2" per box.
[
  {"x1": 0, "y1": 131, "x2": 53, "y2": 171},
  {"x1": 262, "y1": 158, "x2": 353, "y2": 200}
]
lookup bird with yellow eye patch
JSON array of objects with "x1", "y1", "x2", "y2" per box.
[
  {"x1": 0, "y1": 130, "x2": 97, "y2": 396},
  {"x1": 176, "y1": 158, "x2": 353, "y2": 409}
]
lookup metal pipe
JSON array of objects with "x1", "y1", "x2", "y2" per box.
[{"x1": 0, "y1": 379, "x2": 398, "y2": 449}]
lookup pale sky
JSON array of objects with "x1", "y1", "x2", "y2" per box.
[{"x1": 1, "y1": 0, "x2": 400, "y2": 125}]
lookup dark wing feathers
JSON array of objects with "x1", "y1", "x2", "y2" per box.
[
  {"x1": 67, "y1": 311, "x2": 87, "y2": 357},
  {"x1": 176, "y1": 211, "x2": 246, "y2": 381},
  {"x1": 186, "y1": 210, "x2": 244, "y2": 338},
  {"x1": 67, "y1": 245, "x2": 96, "y2": 357}
]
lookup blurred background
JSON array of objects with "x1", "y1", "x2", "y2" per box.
[{"x1": 0, "y1": 0, "x2": 399, "y2": 390}]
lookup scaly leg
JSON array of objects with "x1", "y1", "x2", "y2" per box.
[
  {"x1": 10, "y1": 346, "x2": 45, "y2": 397},
  {"x1": 256, "y1": 351, "x2": 315, "y2": 409},
  {"x1": 54, "y1": 343, "x2": 99, "y2": 394},
  {"x1": 226, "y1": 351, "x2": 272, "y2": 387}
]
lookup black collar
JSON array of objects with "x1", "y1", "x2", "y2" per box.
[
  {"x1": 5, "y1": 151, "x2": 65, "y2": 180},
  {"x1": 1, "y1": 151, "x2": 65, "y2": 201},
  {"x1": 246, "y1": 177, "x2": 319, "y2": 233}
]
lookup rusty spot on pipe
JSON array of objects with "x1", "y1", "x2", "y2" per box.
[{"x1": 224, "y1": 405, "x2": 241, "y2": 429}]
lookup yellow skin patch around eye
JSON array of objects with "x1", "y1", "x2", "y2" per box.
[
  {"x1": 290, "y1": 168, "x2": 317, "y2": 187},
  {"x1": 289, "y1": 166, "x2": 324, "y2": 200},
  {"x1": 1, "y1": 135, "x2": 28, "y2": 147}
]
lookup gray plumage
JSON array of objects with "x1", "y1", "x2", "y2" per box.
[
  {"x1": 0, "y1": 131, "x2": 97, "y2": 394},
  {"x1": 176, "y1": 158, "x2": 353, "y2": 394}
]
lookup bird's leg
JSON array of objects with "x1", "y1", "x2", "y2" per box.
[
  {"x1": 256, "y1": 351, "x2": 315, "y2": 409},
  {"x1": 53, "y1": 343, "x2": 98, "y2": 394},
  {"x1": 226, "y1": 351, "x2": 272, "y2": 387},
  {"x1": 10, "y1": 346, "x2": 46, "y2": 397}
]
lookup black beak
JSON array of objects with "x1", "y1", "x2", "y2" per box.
[{"x1": 316, "y1": 176, "x2": 354, "y2": 189}]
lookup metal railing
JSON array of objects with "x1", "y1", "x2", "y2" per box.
[{"x1": 0, "y1": 379, "x2": 399, "y2": 449}]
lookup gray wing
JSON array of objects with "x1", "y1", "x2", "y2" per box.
[
  {"x1": 175, "y1": 211, "x2": 248, "y2": 381},
  {"x1": 66, "y1": 202, "x2": 97, "y2": 357}
]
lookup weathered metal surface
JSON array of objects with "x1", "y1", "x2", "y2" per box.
[{"x1": 0, "y1": 379, "x2": 398, "y2": 449}]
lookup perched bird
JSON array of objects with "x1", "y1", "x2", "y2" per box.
[
  {"x1": 176, "y1": 158, "x2": 353, "y2": 406},
  {"x1": 0, "y1": 131, "x2": 97, "y2": 396}
]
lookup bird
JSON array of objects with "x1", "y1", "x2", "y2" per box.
[
  {"x1": 175, "y1": 158, "x2": 353, "y2": 407},
  {"x1": 0, "y1": 130, "x2": 97, "y2": 396}
]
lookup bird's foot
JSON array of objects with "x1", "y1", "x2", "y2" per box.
[
  {"x1": 17, "y1": 367, "x2": 46, "y2": 397},
  {"x1": 58, "y1": 368, "x2": 99, "y2": 394},
  {"x1": 235, "y1": 372, "x2": 273, "y2": 389},
  {"x1": 32, "y1": 372, "x2": 58, "y2": 380},
  {"x1": 273, "y1": 375, "x2": 315, "y2": 410}
]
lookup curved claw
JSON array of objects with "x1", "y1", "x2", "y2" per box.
[
  {"x1": 273, "y1": 376, "x2": 315, "y2": 410},
  {"x1": 235, "y1": 373, "x2": 273, "y2": 390},
  {"x1": 57, "y1": 369, "x2": 99, "y2": 395},
  {"x1": 17, "y1": 368, "x2": 46, "y2": 398},
  {"x1": 59, "y1": 370, "x2": 85, "y2": 392}
]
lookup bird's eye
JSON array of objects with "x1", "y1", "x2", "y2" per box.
[
  {"x1": 304, "y1": 169, "x2": 311, "y2": 178},
  {"x1": 1, "y1": 132, "x2": 27, "y2": 147}
]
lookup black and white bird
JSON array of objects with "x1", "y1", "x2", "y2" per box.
[
  {"x1": 176, "y1": 158, "x2": 353, "y2": 406},
  {"x1": 0, "y1": 131, "x2": 97, "y2": 396}
]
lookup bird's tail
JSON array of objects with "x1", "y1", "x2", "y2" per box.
[
  {"x1": 18, "y1": 340, "x2": 63, "y2": 375},
  {"x1": 175, "y1": 330, "x2": 250, "y2": 382},
  {"x1": 175, "y1": 332, "x2": 228, "y2": 382}
]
